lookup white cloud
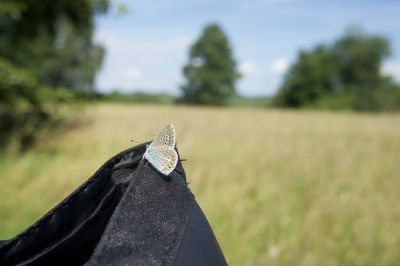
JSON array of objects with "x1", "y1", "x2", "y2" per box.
[
  {"x1": 381, "y1": 61, "x2": 400, "y2": 82},
  {"x1": 124, "y1": 67, "x2": 143, "y2": 79},
  {"x1": 271, "y1": 57, "x2": 289, "y2": 76},
  {"x1": 94, "y1": 27, "x2": 195, "y2": 94},
  {"x1": 239, "y1": 61, "x2": 256, "y2": 76}
]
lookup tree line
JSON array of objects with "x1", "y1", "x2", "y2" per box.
[
  {"x1": 180, "y1": 24, "x2": 400, "y2": 110},
  {"x1": 275, "y1": 27, "x2": 400, "y2": 111}
]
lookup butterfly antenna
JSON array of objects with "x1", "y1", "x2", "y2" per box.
[
  {"x1": 131, "y1": 138, "x2": 148, "y2": 143},
  {"x1": 179, "y1": 158, "x2": 188, "y2": 162}
]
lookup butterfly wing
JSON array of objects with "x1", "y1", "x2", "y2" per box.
[
  {"x1": 145, "y1": 146, "x2": 178, "y2": 175},
  {"x1": 149, "y1": 123, "x2": 176, "y2": 148}
]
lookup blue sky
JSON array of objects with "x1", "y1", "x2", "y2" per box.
[{"x1": 94, "y1": 0, "x2": 400, "y2": 96}]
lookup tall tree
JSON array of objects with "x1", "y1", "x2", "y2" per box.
[{"x1": 181, "y1": 24, "x2": 240, "y2": 105}]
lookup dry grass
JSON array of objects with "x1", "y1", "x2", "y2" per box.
[{"x1": 1, "y1": 103, "x2": 400, "y2": 265}]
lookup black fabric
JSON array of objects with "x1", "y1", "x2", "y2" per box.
[
  {"x1": 174, "y1": 202, "x2": 227, "y2": 266},
  {"x1": 0, "y1": 144, "x2": 227, "y2": 265}
]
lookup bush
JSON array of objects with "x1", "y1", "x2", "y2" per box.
[
  {"x1": 305, "y1": 92, "x2": 356, "y2": 110},
  {"x1": 303, "y1": 85, "x2": 400, "y2": 112}
]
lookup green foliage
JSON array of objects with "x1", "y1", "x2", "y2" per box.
[
  {"x1": 304, "y1": 92, "x2": 357, "y2": 110},
  {"x1": 32, "y1": 20, "x2": 105, "y2": 91},
  {"x1": 275, "y1": 27, "x2": 398, "y2": 111},
  {"x1": 0, "y1": 59, "x2": 75, "y2": 150},
  {"x1": 0, "y1": 0, "x2": 109, "y2": 150},
  {"x1": 275, "y1": 45, "x2": 340, "y2": 107},
  {"x1": 0, "y1": 0, "x2": 107, "y2": 91},
  {"x1": 180, "y1": 24, "x2": 240, "y2": 105}
]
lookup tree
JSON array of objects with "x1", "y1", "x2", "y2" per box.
[
  {"x1": 31, "y1": 18, "x2": 106, "y2": 92},
  {"x1": 275, "y1": 27, "x2": 395, "y2": 110},
  {"x1": 0, "y1": 0, "x2": 109, "y2": 150},
  {"x1": 180, "y1": 24, "x2": 240, "y2": 105},
  {"x1": 334, "y1": 27, "x2": 390, "y2": 91},
  {"x1": 0, "y1": 0, "x2": 108, "y2": 92},
  {"x1": 275, "y1": 45, "x2": 340, "y2": 107}
]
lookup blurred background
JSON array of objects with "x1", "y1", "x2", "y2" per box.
[{"x1": 1, "y1": 0, "x2": 399, "y2": 265}]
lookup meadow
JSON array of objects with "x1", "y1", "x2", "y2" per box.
[{"x1": 1, "y1": 103, "x2": 399, "y2": 265}]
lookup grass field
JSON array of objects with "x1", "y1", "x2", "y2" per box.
[{"x1": 1, "y1": 103, "x2": 400, "y2": 265}]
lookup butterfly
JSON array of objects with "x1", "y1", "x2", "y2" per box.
[{"x1": 143, "y1": 124, "x2": 178, "y2": 176}]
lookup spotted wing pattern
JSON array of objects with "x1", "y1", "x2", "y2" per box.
[
  {"x1": 144, "y1": 123, "x2": 178, "y2": 175},
  {"x1": 146, "y1": 146, "x2": 178, "y2": 175},
  {"x1": 149, "y1": 123, "x2": 176, "y2": 148}
]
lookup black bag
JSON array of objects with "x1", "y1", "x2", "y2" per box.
[{"x1": 0, "y1": 143, "x2": 227, "y2": 265}]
